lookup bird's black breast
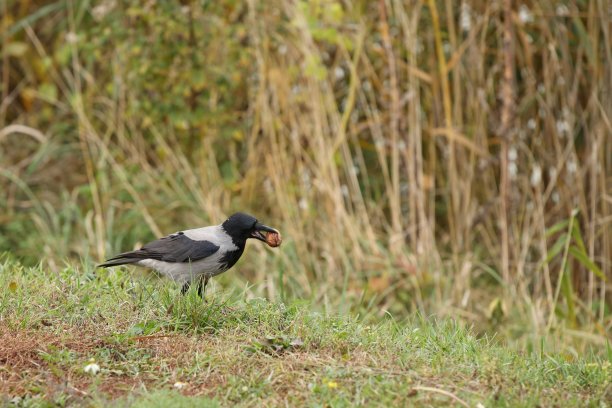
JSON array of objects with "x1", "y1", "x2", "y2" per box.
[{"x1": 219, "y1": 247, "x2": 245, "y2": 271}]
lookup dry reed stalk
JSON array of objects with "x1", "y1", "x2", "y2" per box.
[
  {"x1": 499, "y1": 0, "x2": 515, "y2": 289},
  {"x1": 427, "y1": 0, "x2": 459, "y2": 263}
]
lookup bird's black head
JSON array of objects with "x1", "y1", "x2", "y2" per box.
[{"x1": 221, "y1": 212, "x2": 278, "y2": 244}]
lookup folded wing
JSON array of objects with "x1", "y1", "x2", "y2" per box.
[{"x1": 98, "y1": 233, "x2": 220, "y2": 267}]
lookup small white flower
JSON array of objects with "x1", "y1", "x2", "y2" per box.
[
  {"x1": 92, "y1": 3, "x2": 113, "y2": 21},
  {"x1": 66, "y1": 32, "x2": 78, "y2": 44},
  {"x1": 476, "y1": 403, "x2": 486, "y2": 408},
  {"x1": 508, "y1": 146, "x2": 518, "y2": 162},
  {"x1": 518, "y1": 5, "x2": 533, "y2": 23},
  {"x1": 552, "y1": 191, "x2": 560, "y2": 203},
  {"x1": 443, "y1": 42, "x2": 451, "y2": 55},
  {"x1": 340, "y1": 184, "x2": 349, "y2": 197},
  {"x1": 556, "y1": 4, "x2": 569, "y2": 16},
  {"x1": 527, "y1": 119, "x2": 536, "y2": 130},
  {"x1": 548, "y1": 167, "x2": 557, "y2": 180},
  {"x1": 241, "y1": 386, "x2": 249, "y2": 392},
  {"x1": 556, "y1": 120, "x2": 570, "y2": 136},
  {"x1": 508, "y1": 162, "x2": 518, "y2": 179},
  {"x1": 567, "y1": 160, "x2": 577, "y2": 174},
  {"x1": 84, "y1": 362, "x2": 100, "y2": 375},
  {"x1": 334, "y1": 66, "x2": 345, "y2": 80},
  {"x1": 298, "y1": 198, "x2": 308, "y2": 211},
  {"x1": 460, "y1": 3, "x2": 472, "y2": 32},
  {"x1": 530, "y1": 165, "x2": 542, "y2": 187},
  {"x1": 173, "y1": 381, "x2": 188, "y2": 390}
]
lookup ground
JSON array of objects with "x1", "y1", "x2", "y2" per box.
[{"x1": 0, "y1": 259, "x2": 610, "y2": 407}]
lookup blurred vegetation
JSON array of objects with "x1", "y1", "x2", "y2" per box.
[{"x1": 1, "y1": 0, "x2": 610, "y2": 349}]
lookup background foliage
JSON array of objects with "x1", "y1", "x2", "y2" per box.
[{"x1": 1, "y1": 0, "x2": 610, "y2": 350}]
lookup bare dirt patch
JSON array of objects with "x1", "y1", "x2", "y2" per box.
[
  {"x1": 0, "y1": 325, "x2": 58, "y2": 371},
  {"x1": 0, "y1": 322, "x2": 149, "y2": 400}
]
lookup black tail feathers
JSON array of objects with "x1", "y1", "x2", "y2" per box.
[{"x1": 97, "y1": 253, "x2": 140, "y2": 268}]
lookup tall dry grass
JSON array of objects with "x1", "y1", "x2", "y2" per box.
[{"x1": 1, "y1": 0, "x2": 610, "y2": 348}]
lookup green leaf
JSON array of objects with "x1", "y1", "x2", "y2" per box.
[
  {"x1": 54, "y1": 44, "x2": 72, "y2": 66},
  {"x1": 571, "y1": 16, "x2": 597, "y2": 70},
  {"x1": 545, "y1": 233, "x2": 568, "y2": 264},
  {"x1": 305, "y1": 56, "x2": 327, "y2": 80},
  {"x1": 39, "y1": 83, "x2": 58, "y2": 102},
  {"x1": 568, "y1": 246, "x2": 605, "y2": 281},
  {"x1": 4, "y1": 1, "x2": 66, "y2": 37},
  {"x1": 328, "y1": 2, "x2": 344, "y2": 24},
  {"x1": 570, "y1": 222, "x2": 586, "y2": 253},
  {"x1": 127, "y1": 320, "x2": 161, "y2": 336},
  {"x1": 545, "y1": 219, "x2": 569, "y2": 237},
  {"x1": 560, "y1": 263, "x2": 576, "y2": 327}
]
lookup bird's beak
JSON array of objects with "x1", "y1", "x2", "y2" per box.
[{"x1": 250, "y1": 222, "x2": 278, "y2": 242}]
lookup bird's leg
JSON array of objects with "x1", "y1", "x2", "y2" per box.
[
  {"x1": 197, "y1": 275, "x2": 210, "y2": 299},
  {"x1": 180, "y1": 281, "x2": 191, "y2": 295}
]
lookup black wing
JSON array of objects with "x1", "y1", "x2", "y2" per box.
[{"x1": 98, "y1": 233, "x2": 220, "y2": 267}]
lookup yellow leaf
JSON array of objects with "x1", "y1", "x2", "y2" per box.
[
  {"x1": 8, "y1": 281, "x2": 17, "y2": 292},
  {"x1": 20, "y1": 88, "x2": 36, "y2": 111},
  {"x1": 232, "y1": 130, "x2": 243, "y2": 141},
  {"x1": 5, "y1": 42, "x2": 28, "y2": 57},
  {"x1": 368, "y1": 275, "x2": 390, "y2": 293},
  {"x1": 487, "y1": 298, "x2": 506, "y2": 323}
]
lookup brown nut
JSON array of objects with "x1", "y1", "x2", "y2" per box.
[{"x1": 265, "y1": 231, "x2": 282, "y2": 247}]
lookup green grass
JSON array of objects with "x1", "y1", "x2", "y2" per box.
[{"x1": 1, "y1": 257, "x2": 610, "y2": 407}]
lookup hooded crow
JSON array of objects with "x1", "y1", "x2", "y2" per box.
[{"x1": 98, "y1": 213, "x2": 280, "y2": 297}]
